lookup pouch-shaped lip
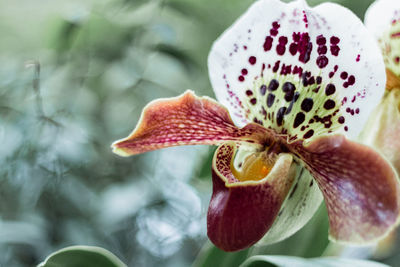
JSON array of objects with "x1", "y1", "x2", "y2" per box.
[{"x1": 207, "y1": 142, "x2": 296, "y2": 251}]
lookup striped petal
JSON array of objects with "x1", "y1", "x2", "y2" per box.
[
  {"x1": 365, "y1": 0, "x2": 400, "y2": 77},
  {"x1": 292, "y1": 135, "x2": 400, "y2": 244},
  {"x1": 112, "y1": 91, "x2": 269, "y2": 156},
  {"x1": 258, "y1": 165, "x2": 323, "y2": 245},
  {"x1": 207, "y1": 142, "x2": 296, "y2": 251},
  {"x1": 209, "y1": 0, "x2": 385, "y2": 142},
  {"x1": 360, "y1": 90, "x2": 400, "y2": 178}
]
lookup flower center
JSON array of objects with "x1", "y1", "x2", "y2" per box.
[
  {"x1": 386, "y1": 68, "x2": 400, "y2": 91},
  {"x1": 231, "y1": 152, "x2": 274, "y2": 182},
  {"x1": 242, "y1": 72, "x2": 343, "y2": 143}
]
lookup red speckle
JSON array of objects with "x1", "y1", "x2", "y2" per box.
[
  {"x1": 243, "y1": 45, "x2": 247, "y2": 50},
  {"x1": 277, "y1": 45, "x2": 286, "y2": 55},
  {"x1": 283, "y1": 65, "x2": 292, "y2": 75},
  {"x1": 279, "y1": 36, "x2": 288, "y2": 44},
  {"x1": 293, "y1": 32, "x2": 300, "y2": 42},
  {"x1": 317, "y1": 45, "x2": 327, "y2": 55},
  {"x1": 344, "y1": 126, "x2": 348, "y2": 131},
  {"x1": 272, "y1": 61, "x2": 280, "y2": 73},
  {"x1": 238, "y1": 76, "x2": 245, "y2": 82},
  {"x1": 330, "y1": 45, "x2": 340, "y2": 56},
  {"x1": 316, "y1": 35, "x2": 326, "y2": 45},
  {"x1": 289, "y1": 43, "x2": 297, "y2": 55},
  {"x1": 270, "y1": 29, "x2": 278, "y2": 36},
  {"x1": 246, "y1": 90, "x2": 253, "y2": 96},
  {"x1": 329, "y1": 72, "x2": 334, "y2": 78},
  {"x1": 330, "y1": 36, "x2": 340, "y2": 45},
  {"x1": 340, "y1": 72, "x2": 348, "y2": 79},
  {"x1": 338, "y1": 116, "x2": 345, "y2": 124},
  {"x1": 302, "y1": 10, "x2": 308, "y2": 28},
  {"x1": 264, "y1": 36, "x2": 273, "y2": 51},
  {"x1": 293, "y1": 66, "x2": 303, "y2": 77},
  {"x1": 391, "y1": 32, "x2": 400, "y2": 38},
  {"x1": 395, "y1": 56, "x2": 400, "y2": 64},
  {"x1": 348, "y1": 75, "x2": 355, "y2": 85},
  {"x1": 316, "y1": 55, "x2": 329, "y2": 68},
  {"x1": 356, "y1": 54, "x2": 360, "y2": 62},
  {"x1": 241, "y1": 68, "x2": 248, "y2": 75},
  {"x1": 249, "y1": 56, "x2": 257, "y2": 65},
  {"x1": 355, "y1": 108, "x2": 360, "y2": 114},
  {"x1": 297, "y1": 33, "x2": 312, "y2": 63},
  {"x1": 272, "y1": 21, "x2": 280, "y2": 29}
]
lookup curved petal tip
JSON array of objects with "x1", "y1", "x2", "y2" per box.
[{"x1": 293, "y1": 135, "x2": 400, "y2": 245}]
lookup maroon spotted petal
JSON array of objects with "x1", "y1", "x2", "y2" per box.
[
  {"x1": 207, "y1": 142, "x2": 296, "y2": 251},
  {"x1": 112, "y1": 91, "x2": 269, "y2": 156},
  {"x1": 209, "y1": 0, "x2": 385, "y2": 141},
  {"x1": 292, "y1": 135, "x2": 400, "y2": 244}
]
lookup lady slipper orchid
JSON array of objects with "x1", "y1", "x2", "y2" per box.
[
  {"x1": 363, "y1": 0, "x2": 400, "y2": 176},
  {"x1": 112, "y1": 0, "x2": 400, "y2": 252}
]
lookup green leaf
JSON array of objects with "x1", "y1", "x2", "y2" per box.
[
  {"x1": 38, "y1": 246, "x2": 127, "y2": 267},
  {"x1": 192, "y1": 241, "x2": 250, "y2": 267},
  {"x1": 240, "y1": 255, "x2": 390, "y2": 267}
]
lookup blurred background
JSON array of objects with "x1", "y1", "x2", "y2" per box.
[{"x1": 1, "y1": 0, "x2": 399, "y2": 266}]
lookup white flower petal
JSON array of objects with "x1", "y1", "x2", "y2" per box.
[
  {"x1": 365, "y1": 0, "x2": 400, "y2": 38},
  {"x1": 365, "y1": 0, "x2": 400, "y2": 76},
  {"x1": 208, "y1": 0, "x2": 385, "y2": 141}
]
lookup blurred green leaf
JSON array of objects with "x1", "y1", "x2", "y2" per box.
[
  {"x1": 38, "y1": 246, "x2": 127, "y2": 267},
  {"x1": 192, "y1": 241, "x2": 250, "y2": 267},
  {"x1": 152, "y1": 43, "x2": 199, "y2": 72},
  {"x1": 196, "y1": 147, "x2": 214, "y2": 180},
  {"x1": 163, "y1": 0, "x2": 202, "y2": 20},
  {"x1": 240, "y1": 255, "x2": 390, "y2": 267}
]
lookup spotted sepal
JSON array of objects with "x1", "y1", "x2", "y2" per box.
[
  {"x1": 208, "y1": 0, "x2": 385, "y2": 142},
  {"x1": 365, "y1": 0, "x2": 400, "y2": 78},
  {"x1": 291, "y1": 135, "x2": 400, "y2": 244},
  {"x1": 207, "y1": 142, "x2": 296, "y2": 251},
  {"x1": 112, "y1": 91, "x2": 269, "y2": 156}
]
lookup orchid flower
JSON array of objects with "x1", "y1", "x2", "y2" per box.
[
  {"x1": 363, "y1": 0, "x2": 400, "y2": 175},
  {"x1": 112, "y1": 0, "x2": 400, "y2": 252}
]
